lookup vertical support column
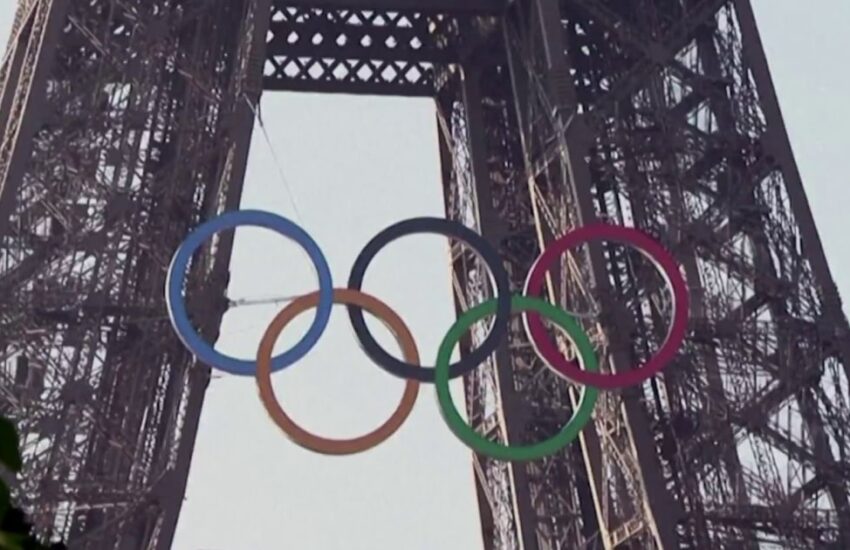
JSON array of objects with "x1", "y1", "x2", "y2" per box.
[
  {"x1": 460, "y1": 63, "x2": 540, "y2": 550},
  {"x1": 153, "y1": 1, "x2": 274, "y2": 548},
  {"x1": 733, "y1": 0, "x2": 850, "y2": 537},
  {"x1": 0, "y1": 2, "x2": 34, "y2": 137},
  {"x1": 437, "y1": 110, "x2": 498, "y2": 550},
  {"x1": 501, "y1": 9, "x2": 608, "y2": 546},
  {"x1": 532, "y1": 0, "x2": 683, "y2": 547},
  {"x1": 0, "y1": 0, "x2": 68, "y2": 238},
  {"x1": 733, "y1": 0, "x2": 850, "y2": 358}
]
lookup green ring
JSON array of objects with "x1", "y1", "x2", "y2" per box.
[{"x1": 435, "y1": 295, "x2": 599, "y2": 462}]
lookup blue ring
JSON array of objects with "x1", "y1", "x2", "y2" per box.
[{"x1": 166, "y1": 210, "x2": 333, "y2": 376}]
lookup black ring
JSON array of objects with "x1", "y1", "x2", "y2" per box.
[{"x1": 347, "y1": 217, "x2": 512, "y2": 383}]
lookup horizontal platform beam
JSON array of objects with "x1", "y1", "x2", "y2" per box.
[
  {"x1": 263, "y1": 74, "x2": 434, "y2": 96},
  {"x1": 282, "y1": 0, "x2": 504, "y2": 14}
]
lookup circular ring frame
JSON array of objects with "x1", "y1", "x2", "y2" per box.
[
  {"x1": 523, "y1": 223, "x2": 689, "y2": 389},
  {"x1": 435, "y1": 295, "x2": 598, "y2": 462},
  {"x1": 167, "y1": 210, "x2": 333, "y2": 376},
  {"x1": 255, "y1": 288, "x2": 421, "y2": 455},
  {"x1": 347, "y1": 217, "x2": 512, "y2": 383}
]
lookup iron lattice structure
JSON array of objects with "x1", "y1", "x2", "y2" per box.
[{"x1": 1, "y1": 0, "x2": 848, "y2": 549}]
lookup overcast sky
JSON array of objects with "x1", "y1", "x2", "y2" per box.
[{"x1": 1, "y1": 2, "x2": 848, "y2": 549}]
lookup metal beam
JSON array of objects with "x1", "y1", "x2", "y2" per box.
[{"x1": 283, "y1": 0, "x2": 504, "y2": 14}]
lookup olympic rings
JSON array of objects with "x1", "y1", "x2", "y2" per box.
[
  {"x1": 167, "y1": 210, "x2": 690, "y2": 462},
  {"x1": 523, "y1": 223, "x2": 689, "y2": 389},
  {"x1": 435, "y1": 295, "x2": 598, "y2": 462},
  {"x1": 255, "y1": 289, "x2": 420, "y2": 455},
  {"x1": 347, "y1": 217, "x2": 511, "y2": 383},
  {"x1": 166, "y1": 210, "x2": 333, "y2": 376}
]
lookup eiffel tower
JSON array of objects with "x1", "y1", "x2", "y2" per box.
[{"x1": 1, "y1": 0, "x2": 848, "y2": 548}]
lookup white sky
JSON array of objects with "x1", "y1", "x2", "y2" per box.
[{"x1": 0, "y1": 2, "x2": 848, "y2": 549}]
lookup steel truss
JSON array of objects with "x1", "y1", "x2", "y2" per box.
[
  {"x1": 0, "y1": 0, "x2": 848, "y2": 549},
  {"x1": 0, "y1": 0, "x2": 271, "y2": 547},
  {"x1": 436, "y1": 0, "x2": 850, "y2": 548}
]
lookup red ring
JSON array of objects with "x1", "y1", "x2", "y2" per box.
[{"x1": 523, "y1": 223, "x2": 689, "y2": 389}]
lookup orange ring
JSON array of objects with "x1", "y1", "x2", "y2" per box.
[{"x1": 255, "y1": 288, "x2": 421, "y2": 455}]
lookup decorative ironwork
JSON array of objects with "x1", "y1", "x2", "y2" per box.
[
  {"x1": 263, "y1": 3, "x2": 473, "y2": 96},
  {"x1": 1, "y1": 0, "x2": 848, "y2": 548}
]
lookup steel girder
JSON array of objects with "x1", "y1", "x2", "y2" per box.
[
  {"x1": 0, "y1": 0, "x2": 270, "y2": 547},
  {"x1": 262, "y1": 1, "x2": 479, "y2": 96}
]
